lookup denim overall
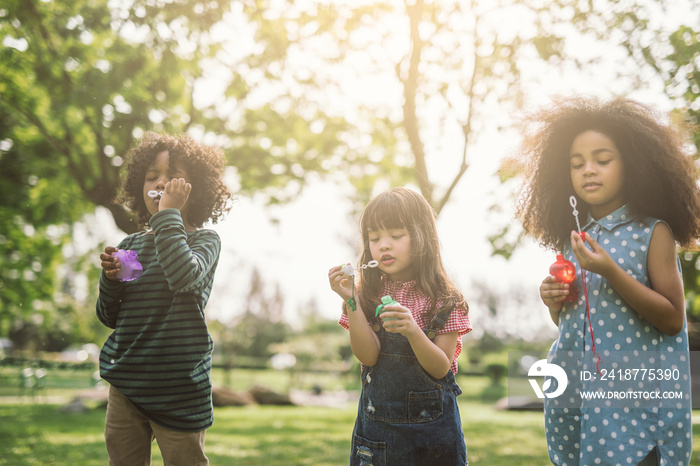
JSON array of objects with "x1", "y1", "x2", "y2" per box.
[{"x1": 350, "y1": 306, "x2": 467, "y2": 466}]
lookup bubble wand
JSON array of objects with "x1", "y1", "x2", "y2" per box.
[
  {"x1": 341, "y1": 260, "x2": 379, "y2": 312},
  {"x1": 569, "y1": 196, "x2": 602, "y2": 374}
]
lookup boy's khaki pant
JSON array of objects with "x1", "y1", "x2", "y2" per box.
[{"x1": 105, "y1": 385, "x2": 208, "y2": 466}]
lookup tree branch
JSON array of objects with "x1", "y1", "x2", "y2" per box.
[
  {"x1": 401, "y1": 0, "x2": 433, "y2": 204},
  {"x1": 435, "y1": 147, "x2": 468, "y2": 215},
  {"x1": 434, "y1": 14, "x2": 480, "y2": 215}
]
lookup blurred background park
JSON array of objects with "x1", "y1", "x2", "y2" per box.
[{"x1": 1, "y1": 0, "x2": 700, "y2": 464}]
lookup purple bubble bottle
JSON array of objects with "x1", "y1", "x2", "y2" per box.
[{"x1": 113, "y1": 249, "x2": 143, "y2": 282}]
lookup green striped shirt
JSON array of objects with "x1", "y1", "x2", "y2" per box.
[{"x1": 97, "y1": 209, "x2": 220, "y2": 432}]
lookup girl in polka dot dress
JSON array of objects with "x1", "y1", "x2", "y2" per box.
[{"x1": 517, "y1": 97, "x2": 700, "y2": 466}]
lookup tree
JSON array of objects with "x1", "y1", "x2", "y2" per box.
[
  {"x1": 5, "y1": 0, "x2": 687, "y2": 344},
  {"x1": 235, "y1": 0, "x2": 583, "y2": 211},
  {"x1": 1, "y1": 0, "x2": 239, "y2": 338},
  {"x1": 660, "y1": 24, "x2": 700, "y2": 344},
  {"x1": 0, "y1": 0, "x2": 351, "y2": 340}
]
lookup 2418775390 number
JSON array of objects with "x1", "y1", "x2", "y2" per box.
[{"x1": 587, "y1": 368, "x2": 681, "y2": 381}]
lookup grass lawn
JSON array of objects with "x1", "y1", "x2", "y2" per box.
[
  {"x1": 2, "y1": 401, "x2": 699, "y2": 465},
  {"x1": 0, "y1": 400, "x2": 548, "y2": 465},
  {"x1": 0, "y1": 370, "x2": 699, "y2": 464}
]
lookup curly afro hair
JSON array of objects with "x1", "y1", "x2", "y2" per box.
[
  {"x1": 121, "y1": 132, "x2": 232, "y2": 229},
  {"x1": 516, "y1": 96, "x2": 700, "y2": 251}
]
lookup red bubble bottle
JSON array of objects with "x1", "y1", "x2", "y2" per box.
[{"x1": 549, "y1": 254, "x2": 578, "y2": 301}]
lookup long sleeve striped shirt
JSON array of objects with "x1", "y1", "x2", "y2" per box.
[{"x1": 96, "y1": 208, "x2": 220, "y2": 432}]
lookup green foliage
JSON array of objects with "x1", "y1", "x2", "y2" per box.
[
  {"x1": 269, "y1": 323, "x2": 350, "y2": 372},
  {"x1": 0, "y1": 0, "x2": 231, "y2": 348},
  {"x1": 5, "y1": 0, "x2": 699, "y2": 354},
  {"x1": 662, "y1": 25, "x2": 700, "y2": 341},
  {"x1": 0, "y1": 0, "x2": 235, "y2": 232},
  {"x1": 0, "y1": 0, "x2": 357, "y2": 349},
  {"x1": 210, "y1": 283, "x2": 352, "y2": 376},
  {"x1": 223, "y1": 311, "x2": 289, "y2": 361},
  {"x1": 211, "y1": 268, "x2": 289, "y2": 364},
  {"x1": 240, "y1": 0, "x2": 582, "y2": 211},
  {"x1": 484, "y1": 363, "x2": 507, "y2": 386}
]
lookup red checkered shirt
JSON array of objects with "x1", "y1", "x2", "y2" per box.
[{"x1": 339, "y1": 279, "x2": 472, "y2": 374}]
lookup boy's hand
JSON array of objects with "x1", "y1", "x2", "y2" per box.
[
  {"x1": 328, "y1": 264, "x2": 353, "y2": 302},
  {"x1": 540, "y1": 275, "x2": 568, "y2": 312},
  {"x1": 100, "y1": 246, "x2": 120, "y2": 281},
  {"x1": 159, "y1": 178, "x2": 192, "y2": 212}
]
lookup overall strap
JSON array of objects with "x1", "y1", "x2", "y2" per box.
[
  {"x1": 370, "y1": 316, "x2": 383, "y2": 333},
  {"x1": 426, "y1": 302, "x2": 456, "y2": 340}
]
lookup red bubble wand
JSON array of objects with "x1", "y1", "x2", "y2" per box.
[{"x1": 550, "y1": 196, "x2": 601, "y2": 374}]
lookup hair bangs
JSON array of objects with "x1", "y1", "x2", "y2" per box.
[{"x1": 361, "y1": 194, "x2": 411, "y2": 234}]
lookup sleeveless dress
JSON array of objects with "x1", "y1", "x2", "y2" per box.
[{"x1": 544, "y1": 205, "x2": 692, "y2": 466}]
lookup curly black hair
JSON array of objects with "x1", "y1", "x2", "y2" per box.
[
  {"x1": 121, "y1": 132, "x2": 232, "y2": 228},
  {"x1": 516, "y1": 96, "x2": 700, "y2": 250}
]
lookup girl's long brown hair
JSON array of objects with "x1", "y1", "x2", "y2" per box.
[
  {"x1": 355, "y1": 188, "x2": 468, "y2": 320},
  {"x1": 516, "y1": 96, "x2": 700, "y2": 251}
]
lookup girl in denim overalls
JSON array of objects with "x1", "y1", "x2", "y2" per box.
[{"x1": 329, "y1": 188, "x2": 472, "y2": 465}]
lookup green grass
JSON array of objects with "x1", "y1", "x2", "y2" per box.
[
  {"x1": 0, "y1": 400, "x2": 548, "y2": 465},
  {"x1": 1, "y1": 371, "x2": 699, "y2": 465},
  {"x1": 3, "y1": 401, "x2": 699, "y2": 465},
  {"x1": 207, "y1": 405, "x2": 355, "y2": 464}
]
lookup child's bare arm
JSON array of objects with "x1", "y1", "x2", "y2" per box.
[
  {"x1": 571, "y1": 226, "x2": 685, "y2": 335},
  {"x1": 415, "y1": 331, "x2": 459, "y2": 379},
  {"x1": 346, "y1": 303, "x2": 382, "y2": 367},
  {"x1": 328, "y1": 265, "x2": 381, "y2": 366}
]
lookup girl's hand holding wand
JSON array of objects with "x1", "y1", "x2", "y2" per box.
[
  {"x1": 329, "y1": 263, "x2": 381, "y2": 366},
  {"x1": 570, "y1": 227, "x2": 684, "y2": 335},
  {"x1": 328, "y1": 264, "x2": 353, "y2": 302},
  {"x1": 159, "y1": 178, "x2": 192, "y2": 212},
  {"x1": 570, "y1": 230, "x2": 614, "y2": 276}
]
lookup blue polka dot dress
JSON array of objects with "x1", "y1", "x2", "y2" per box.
[{"x1": 544, "y1": 205, "x2": 692, "y2": 466}]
